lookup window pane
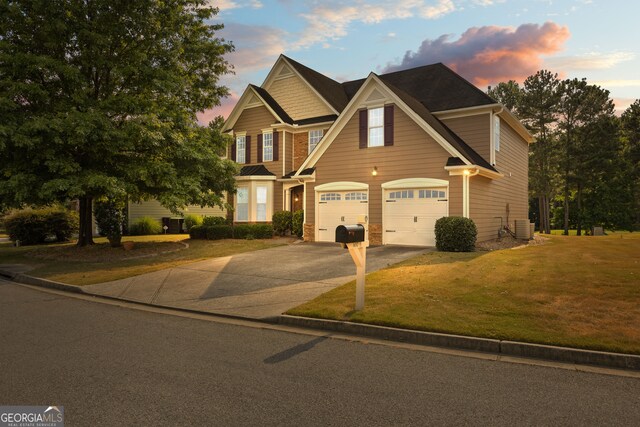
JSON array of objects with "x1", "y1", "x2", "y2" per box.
[
  {"x1": 256, "y1": 186, "x2": 267, "y2": 221},
  {"x1": 309, "y1": 129, "x2": 323, "y2": 154},
  {"x1": 369, "y1": 127, "x2": 383, "y2": 147},
  {"x1": 237, "y1": 187, "x2": 248, "y2": 203},
  {"x1": 263, "y1": 133, "x2": 273, "y2": 162},
  {"x1": 256, "y1": 186, "x2": 267, "y2": 203},
  {"x1": 369, "y1": 108, "x2": 383, "y2": 127},
  {"x1": 237, "y1": 188, "x2": 248, "y2": 221},
  {"x1": 236, "y1": 136, "x2": 246, "y2": 164}
]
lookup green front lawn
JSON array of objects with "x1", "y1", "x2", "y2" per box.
[
  {"x1": 0, "y1": 235, "x2": 286, "y2": 286},
  {"x1": 288, "y1": 233, "x2": 640, "y2": 355}
]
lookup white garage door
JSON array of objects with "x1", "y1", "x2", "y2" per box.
[
  {"x1": 317, "y1": 191, "x2": 368, "y2": 242},
  {"x1": 384, "y1": 188, "x2": 448, "y2": 246}
]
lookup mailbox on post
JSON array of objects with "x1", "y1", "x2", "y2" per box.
[
  {"x1": 335, "y1": 224, "x2": 365, "y2": 247},
  {"x1": 335, "y1": 224, "x2": 368, "y2": 311}
]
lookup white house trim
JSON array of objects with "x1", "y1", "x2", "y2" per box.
[
  {"x1": 235, "y1": 175, "x2": 277, "y2": 182},
  {"x1": 381, "y1": 178, "x2": 450, "y2": 190},
  {"x1": 315, "y1": 181, "x2": 369, "y2": 192}
]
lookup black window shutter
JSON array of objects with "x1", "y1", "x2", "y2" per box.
[
  {"x1": 273, "y1": 131, "x2": 279, "y2": 161},
  {"x1": 257, "y1": 134, "x2": 263, "y2": 163},
  {"x1": 359, "y1": 109, "x2": 368, "y2": 149},
  {"x1": 231, "y1": 141, "x2": 236, "y2": 161},
  {"x1": 245, "y1": 135, "x2": 251, "y2": 164},
  {"x1": 384, "y1": 105, "x2": 394, "y2": 146}
]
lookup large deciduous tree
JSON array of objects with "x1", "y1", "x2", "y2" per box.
[
  {"x1": 621, "y1": 100, "x2": 640, "y2": 229},
  {"x1": 0, "y1": 0, "x2": 237, "y2": 246}
]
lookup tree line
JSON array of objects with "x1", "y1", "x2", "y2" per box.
[{"x1": 488, "y1": 72, "x2": 640, "y2": 235}]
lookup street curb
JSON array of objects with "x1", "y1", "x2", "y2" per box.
[
  {"x1": 279, "y1": 315, "x2": 640, "y2": 371},
  {"x1": 0, "y1": 269, "x2": 84, "y2": 294},
  {"x1": 4, "y1": 269, "x2": 639, "y2": 371}
]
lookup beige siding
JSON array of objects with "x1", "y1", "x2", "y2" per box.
[
  {"x1": 268, "y1": 76, "x2": 334, "y2": 120},
  {"x1": 128, "y1": 199, "x2": 225, "y2": 227},
  {"x1": 442, "y1": 113, "x2": 491, "y2": 163},
  {"x1": 233, "y1": 105, "x2": 285, "y2": 217},
  {"x1": 307, "y1": 105, "x2": 463, "y2": 235},
  {"x1": 469, "y1": 120, "x2": 529, "y2": 242}
]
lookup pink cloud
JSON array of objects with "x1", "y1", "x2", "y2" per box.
[
  {"x1": 383, "y1": 22, "x2": 570, "y2": 86},
  {"x1": 197, "y1": 93, "x2": 240, "y2": 125}
]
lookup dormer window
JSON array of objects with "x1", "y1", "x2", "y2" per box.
[
  {"x1": 359, "y1": 105, "x2": 394, "y2": 149},
  {"x1": 368, "y1": 107, "x2": 384, "y2": 147},
  {"x1": 236, "y1": 135, "x2": 246, "y2": 164}
]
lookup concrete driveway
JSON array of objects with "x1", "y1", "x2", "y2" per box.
[{"x1": 84, "y1": 242, "x2": 429, "y2": 319}]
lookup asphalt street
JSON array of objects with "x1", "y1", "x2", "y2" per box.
[{"x1": 1, "y1": 279, "x2": 639, "y2": 426}]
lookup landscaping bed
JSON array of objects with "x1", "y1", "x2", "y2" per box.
[{"x1": 288, "y1": 233, "x2": 640, "y2": 355}]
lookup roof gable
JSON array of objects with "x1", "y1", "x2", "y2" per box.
[
  {"x1": 262, "y1": 55, "x2": 343, "y2": 117},
  {"x1": 223, "y1": 85, "x2": 291, "y2": 132},
  {"x1": 296, "y1": 73, "x2": 495, "y2": 174}
]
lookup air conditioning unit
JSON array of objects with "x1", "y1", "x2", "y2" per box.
[{"x1": 515, "y1": 219, "x2": 530, "y2": 240}]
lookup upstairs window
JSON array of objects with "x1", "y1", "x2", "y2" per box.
[
  {"x1": 309, "y1": 129, "x2": 323, "y2": 153},
  {"x1": 263, "y1": 132, "x2": 273, "y2": 162},
  {"x1": 359, "y1": 105, "x2": 393, "y2": 149},
  {"x1": 236, "y1": 135, "x2": 246, "y2": 164},
  {"x1": 368, "y1": 107, "x2": 384, "y2": 147}
]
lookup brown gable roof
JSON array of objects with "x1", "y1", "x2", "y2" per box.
[
  {"x1": 342, "y1": 63, "x2": 495, "y2": 112},
  {"x1": 282, "y1": 55, "x2": 349, "y2": 112},
  {"x1": 250, "y1": 84, "x2": 294, "y2": 125},
  {"x1": 379, "y1": 76, "x2": 497, "y2": 172}
]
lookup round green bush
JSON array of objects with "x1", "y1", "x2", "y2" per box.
[
  {"x1": 3, "y1": 207, "x2": 79, "y2": 245},
  {"x1": 434, "y1": 216, "x2": 477, "y2": 252},
  {"x1": 292, "y1": 209, "x2": 304, "y2": 238},
  {"x1": 94, "y1": 197, "x2": 126, "y2": 247},
  {"x1": 183, "y1": 214, "x2": 203, "y2": 231},
  {"x1": 129, "y1": 216, "x2": 162, "y2": 235},
  {"x1": 272, "y1": 210, "x2": 293, "y2": 236}
]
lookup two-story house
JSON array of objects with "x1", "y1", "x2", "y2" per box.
[{"x1": 223, "y1": 54, "x2": 533, "y2": 246}]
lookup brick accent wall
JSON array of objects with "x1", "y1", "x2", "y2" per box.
[
  {"x1": 303, "y1": 223, "x2": 314, "y2": 242},
  {"x1": 293, "y1": 133, "x2": 308, "y2": 170},
  {"x1": 369, "y1": 224, "x2": 382, "y2": 246}
]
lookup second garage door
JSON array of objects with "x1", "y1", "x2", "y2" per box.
[
  {"x1": 383, "y1": 188, "x2": 448, "y2": 246},
  {"x1": 317, "y1": 191, "x2": 368, "y2": 242}
]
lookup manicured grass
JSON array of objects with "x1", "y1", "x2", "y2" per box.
[
  {"x1": 288, "y1": 233, "x2": 640, "y2": 355},
  {"x1": 0, "y1": 235, "x2": 286, "y2": 286}
]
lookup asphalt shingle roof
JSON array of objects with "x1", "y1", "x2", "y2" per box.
[{"x1": 238, "y1": 165, "x2": 275, "y2": 177}]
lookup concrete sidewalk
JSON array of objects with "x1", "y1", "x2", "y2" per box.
[{"x1": 83, "y1": 243, "x2": 429, "y2": 319}]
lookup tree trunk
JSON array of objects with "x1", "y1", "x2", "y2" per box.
[
  {"x1": 576, "y1": 184, "x2": 582, "y2": 236},
  {"x1": 563, "y1": 182, "x2": 570, "y2": 235},
  {"x1": 538, "y1": 195, "x2": 545, "y2": 233},
  {"x1": 545, "y1": 195, "x2": 551, "y2": 234},
  {"x1": 77, "y1": 196, "x2": 95, "y2": 247}
]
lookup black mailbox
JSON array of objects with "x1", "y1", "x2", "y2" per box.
[{"x1": 335, "y1": 224, "x2": 365, "y2": 244}]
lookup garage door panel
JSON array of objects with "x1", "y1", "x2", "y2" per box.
[
  {"x1": 383, "y1": 187, "x2": 447, "y2": 247},
  {"x1": 318, "y1": 192, "x2": 368, "y2": 242}
]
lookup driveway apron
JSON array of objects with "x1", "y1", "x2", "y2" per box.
[{"x1": 83, "y1": 243, "x2": 430, "y2": 319}]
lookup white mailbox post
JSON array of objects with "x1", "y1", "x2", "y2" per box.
[{"x1": 346, "y1": 240, "x2": 369, "y2": 311}]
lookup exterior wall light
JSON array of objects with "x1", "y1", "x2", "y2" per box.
[
  {"x1": 372, "y1": 166, "x2": 378, "y2": 176},
  {"x1": 463, "y1": 169, "x2": 470, "y2": 176}
]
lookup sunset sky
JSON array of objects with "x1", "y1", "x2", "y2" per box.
[{"x1": 199, "y1": 0, "x2": 639, "y2": 123}]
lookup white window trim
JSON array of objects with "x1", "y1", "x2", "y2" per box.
[
  {"x1": 308, "y1": 129, "x2": 323, "y2": 154},
  {"x1": 263, "y1": 131, "x2": 273, "y2": 162},
  {"x1": 235, "y1": 186, "x2": 249, "y2": 222},
  {"x1": 368, "y1": 107, "x2": 384, "y2": 147},
  {"x1": 234, "y1": 181, "x2": 274, "y2": 223},
  {"x1": 235, "y1": 133, "x2": 246, "y2": 164}
]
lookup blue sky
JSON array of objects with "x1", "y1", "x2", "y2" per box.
[{"x1": 200, "y1": 0, "x2": 640, "y2": 121}]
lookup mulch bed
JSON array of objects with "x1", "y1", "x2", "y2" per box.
[
  {"x1": 476, "y1": 234, "x2": 548, "y2": 251},
  {"x1": 31, "y1": 241, "x2": 187, "y2": 262}
]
